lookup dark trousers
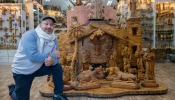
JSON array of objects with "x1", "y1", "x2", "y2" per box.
[{"x1": 10, "y1": 64, "x2": 63, "y2": 100}]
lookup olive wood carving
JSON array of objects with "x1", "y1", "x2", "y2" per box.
[
  {"x1": 7, "y1": 7, "x2": 12, "y2": 14},
  {"x1": 69, "y1": 0, "x2": 91, "y2": 6},
  {"x1": 3, "y1": 27, "x2": 8, "y2": 32},
  {"x1": 13, "y1": 26, "x2": 18, "y2": 35},
  {"x1": 7, "y1": 16, "x2": 14, "y2": 31},
  {"x1": 16, "y1": 16, "x2": 21, "y2": 27},
  {"x1": 1, "y1": 7, "x2": 7, "y2": 15},
  {"x1": 3, "y1": 33, "x2": 10, "y2": 41},
  {"x1": 17, "y1": 33, "x2": 22, "y2": 38},
  {"x1": 0, "y1": 18, "x2": 3, "y2": 27}
]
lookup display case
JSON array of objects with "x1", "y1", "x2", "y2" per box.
[
  {"x1": 136, "y1": 0, "x2": 154, "y2": 47},
  {"x1": 155, "y1": 1, "x2": 175, "y2": 61},
  {"x1": 26, "y1": 0, "x2": 43, "y2": 29},
  {"x1": 0, "y1": 3, "x2": 26, "y2": 49},
  {"x1": 0, "y1": 3, "x2": 26, "y2": 64},
  {"x1": 155, "y1": 2, "x2": 175, "y2": 49}
]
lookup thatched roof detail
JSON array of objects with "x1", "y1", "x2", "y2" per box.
[{"x1": 69, "y1": 22, "x2": 126, "y2": 43}]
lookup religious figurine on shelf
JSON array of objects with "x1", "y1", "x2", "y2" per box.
[
  {"x1": 71, "y1": 16, "x2": 78, "y2": 25},
  {"x1": 135, "y1": 45, "x2": 145, "y2": 73},
  {"x1": 120, "y1": 14, "x2": 127, "y2": 29},
  {"x1": 88, "y1": 11, "x2": 94, "y2": 19},
  {"x1": 143, "y1": 44, "x2": 155, "y2": 80},
  {"x1": 69, "y1": 0, "x2": 91, "y2": 6},
  {"x1": 114, "y1": 0, "x2": 120, "y2": 10},
  {"x1": 97, "y1": 10, "x2": 103, "y2": 19},
  {"x1": 129, "y1": 0, "x2": 137, "y2": 17},
  {"x1": 67, "y1": 5, "x2": 72, "y2": 10}
]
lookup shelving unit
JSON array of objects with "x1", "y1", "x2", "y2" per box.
[
  {"x1": 136, "y1": 1, "x2": 154, "y2": 47},
  {"x1": 0, "y1": 3, "x2": 26, "y2": 64},
  {"x1": 155, "y1": 1, "x2": 175, "y2": 61},
  {"x1": 26, "y1": 1, "x2": 43, "y2": 29}
]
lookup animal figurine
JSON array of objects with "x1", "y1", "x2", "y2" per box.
[
  {"x1": 107, "y1": 67, "x2": 137, "y2": 81},
  {"x1": 76, "y1": 66, "x2": 102, "y2": 83}
]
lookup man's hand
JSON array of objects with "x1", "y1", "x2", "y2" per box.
[
  {"x1": 45, "y1": 52, "x2": 54, "y2": 66},
  {"x1": 53, "y1": 46, "x2": 60, "y2": 58}
]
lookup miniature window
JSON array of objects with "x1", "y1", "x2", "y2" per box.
[
  {"x1": 132, "y1": 27, "x2": 138, "y2": 36},
  {"x1": 132, "y1": 46, "x2": 137, "y2": 54}
]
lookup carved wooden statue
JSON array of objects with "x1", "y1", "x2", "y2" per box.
[
  {"x1": 143, "y1": 44, "x2": 155, "y2": 80},
  {"x1": 123, "y1": 58, "x2": 131, "y2": 73},
  {"x1": 108, "y1": 50, "x2": 117, "y2": 67},
  {"x1": 141, "y1": 44, "x2": 159, "y2": 87},
  {"x1": 69, "y1": 0, "x2": 91, "y2": 6},
  {"x1": 121, "y1": 46, "x2": 131, "y2": 61},
  {"x1": 135, "y1": 45, "x2": 145, "y2": 73},
  {"x1": 82, "y1": 50, "x2": 91, "y2": 70}
]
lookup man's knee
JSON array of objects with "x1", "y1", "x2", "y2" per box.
[{"x1": 52, "y1": 64, "x2": 62, "y2": 73}]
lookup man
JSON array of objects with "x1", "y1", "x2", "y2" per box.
[{"x1": 8, "y1": 16, "x2": 68, "y2": 100}]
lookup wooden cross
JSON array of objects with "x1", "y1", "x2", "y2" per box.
[
  {"x1": 1, "y1": 7, "x2": 7, "y2": 15},
  {"x1": 7, "y1": 16, "x2": 14, "y2": 31},
  {"x1": 26, "y1": 12, "x2": 29, "y2": 19},
  {"x1": 18, "y1": 8, "x2": 21, "y2": 14},
  {"x1": 11, "y1": 14, "x2": 16, "y2": 19},
  {"x1": 3, "y1": 27, "x2": 8, "y2": 32},
  {"x1": 3, "y1": 33, "x2": 10, "y2": 41},
  {"x1": 0, "y1": 18, "x2": 3, "y2": 27},
  {"x1": 14, "y1": 8, "x2": 17, "y2": 14},
  {"x1": 13, "y1": 26, "x2": 18, "y2": 35},
  {"x1": 18, "y1": 33, "x2": 22, "y2": 38},
  {"x1": 16, "y1": 16, "x2": 21, "y2": 27},
  {"x1": 7, "y1": 7, "x2": 13, "y2": 14},
  {"x1": 0, "y1": 27, "x2": 2, "y2": 31},
  {"x1": 10, "y1": 32, "x2": 17, "y2": 43},
  {"x1": 91, "y1": 36, "x2": 106, "y2": 56}
]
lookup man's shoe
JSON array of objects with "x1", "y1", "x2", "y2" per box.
[
  {"x1": 8, "y1": 83, "x2": 15, "y2": 91},
  {"x1": 7, "y1": 83, "x2": 15, "y2": 95},
  {"x1": 52, "y1": 94, "x2": 69, "y2": 100}
]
